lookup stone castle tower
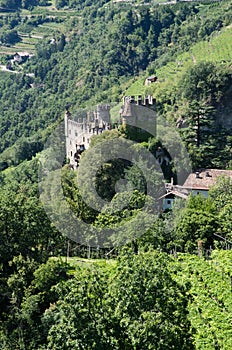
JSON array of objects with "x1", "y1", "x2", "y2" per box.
[{"x1": 120, "y1": 95, "x2": 157, "y2": 137}]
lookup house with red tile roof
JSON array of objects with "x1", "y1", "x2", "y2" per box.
[{"x1": 162, "y1": 169, "x2": 232, "y2": 210}]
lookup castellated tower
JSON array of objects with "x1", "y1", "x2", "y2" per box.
[
  {"x1": 65, "y1": 105, "x2": 111, "y2": 167},
  {"x1": 120, "y1": 95, "x2": 157, "y2": 137}
]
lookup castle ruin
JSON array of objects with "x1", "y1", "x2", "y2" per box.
[
  {"x1": 65, "y1": 96, "x2": 157, "y2": 168},
  {"x1": 65, "y1": 104, "x2": 111, "y2": 167}
]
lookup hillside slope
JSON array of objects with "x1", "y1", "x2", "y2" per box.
[{"x1": 0, "y1": 0, "x2": 232, "y2": 170}]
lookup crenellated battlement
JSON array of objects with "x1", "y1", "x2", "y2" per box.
[{"x1": 122, "y1": 95, "x2": 156, "y2": 108}]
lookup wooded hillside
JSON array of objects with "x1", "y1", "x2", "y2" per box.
[{"x1": 0, "y1": 0, "x2": 232, "y2": 349}]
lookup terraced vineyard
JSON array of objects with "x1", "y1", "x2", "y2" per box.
[
  {"x1": 0, "y1": 1, "x2": 76, "y2": 56},
  {"x1": 158, "y1": 26, "x2": 232, "y2": 78},
  {"x1": 174, "y1": 251, "x2": 232, "y2": 350},
  {"x1": 126, "y1": 26, "x2": 232, "y2": 96}
]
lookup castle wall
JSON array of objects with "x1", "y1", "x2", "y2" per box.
[
  {"x1": 96, "y1": 104, "x2": 111, "y2": 123},
  {"x1": 65, "y1": 105, "x2": 111, "y2": 167},
  {"x1": 120, "y1": 95, "x2": 156, "y2": 133}
]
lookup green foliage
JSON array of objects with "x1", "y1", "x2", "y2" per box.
[
  {"x1": 209, "y1": 176, "x2": 232, "y2": 240},
  {"x1": 153, "y1": 59, "x2": 232, "y2": 169},
  {"x1": 174, "y1": 195, "x2": 219, "y2": 253},
  {"x1": 1, "y1": 258, "x2": 70, "y2": 350},
  {"x1": 138, "y1": 212, "x2": 176, "y2": 252},
  {"x1": 0, "y1": 0, "x2": 231, "y2": 168},
  {"x1": 0, "y1": 157, "x2": 66, "y2": 348},
  {"x1": 209, "y1": 175, "x2": 232, "y2": 211},
  {"x1": 61, "y1": 165, "x2": 99, "y2": 224},
  {"x1": 44, "y1": 251, "x2": 193, "y2": 349},
  {"x1": 0, "y1": 1, "x2": 232, "y2": 348},
  {"x1": 174, "y1": 252, "x2": 232, "y2": 350},
  {"x1": 0, "y1": 0, "x2": 42, "y2": 10},
  {"x1": 0, "y1": 0, "x2": 21, "y2": 10},
  {"x1": 0, "y1": 29, "x2": 21, "y2": 44},
  {"x1": 1, "y1": 255, "x2": 39, "y2": 350},
  {"x1": 179, "y1": 62, "x2": 232, "y2": 105},
  {"x1": 32, "y1": 258, "x2": 70, "y2": 292}
]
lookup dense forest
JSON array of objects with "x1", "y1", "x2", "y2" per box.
[{"x1": 0, "y1": 0, "x2": 232, "y2": 348}]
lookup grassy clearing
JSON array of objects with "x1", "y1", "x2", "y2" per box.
[
  {"x1": 14, "y1": 42, "x2": 36, "y2": 50},
  {"x1": 164, "y1": 27, "x2": 232, "y2": 74},
  {"x1": 37, "y1": 25, "x2": 55, "y2": 33},
  {"x1": 21, "y1": 37, "x2": 40, "y2": 45},
  {"x1": 125, "y1": 77, "x2": 146, "y2": 96},
  {"x1": 0, "y1": 47, "x2": 17, "y2": 54},
  {"x1": 38, "y1": 22, "x2": 66, "y2": 32},
  {"x1": 0, "y1": 39, "x2": 37, "y2": 56},
  {"x1": 33, "y1": 21, "x2": 66, "y2": 35},
  {"x1": 40, "y1": 22, "x2": 64, "y2": 28},
  {"x1": 30, "y1": 6, "x2": 78, "y2": 17},
  {"x1": 51, "y1": 256, "x2": 116, "y2": 268}
]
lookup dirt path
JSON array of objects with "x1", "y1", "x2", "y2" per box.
[
  {"x1": 0, "y1": 65, "x2": 34, "y2": 76},
  {"x1": 19, "y1": 33, "x2": 43, "y2": 39}
]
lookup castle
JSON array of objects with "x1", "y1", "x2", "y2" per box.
[{"x1": 65, "y1": 96, "x2": 156, "y2": 168}]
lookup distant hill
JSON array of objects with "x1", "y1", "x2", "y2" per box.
[{"x1": 0, "y1": 0, "x2": 231, "y2": 169}]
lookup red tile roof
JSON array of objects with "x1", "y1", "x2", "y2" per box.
[{"x1": 182, "y1": 169, "x2": 232, "y2": 190}]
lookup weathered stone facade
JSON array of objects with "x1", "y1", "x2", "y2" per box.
[
  {"x1": 120, "y1": 95, "x2": 157, "y2": 139},
  {"x1": 65, "y1": 104, "x2": 111, "y2": 167}
]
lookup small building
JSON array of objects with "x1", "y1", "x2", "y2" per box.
[
  {"x1": 50, "y1": 38, "x2": 56, "y2": 45},
  {"x1": 13, "y1": 52, "x2": 23, "y2": 63},
  {"x1": 145, "y1": 75, "x2": 158, "y2": 86},
  {"x1": 162, "y1": 169, "x2": 232, "y2": 210},
  {"x1": 182, "y1": 169, "x2": 232, "y2": 197},
  {"x1": 160, "y1": 190, "x2": 188, "y2": 211},
  {"x1": 11, "y1": 52, "x2": 34, "y2": 65}
]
